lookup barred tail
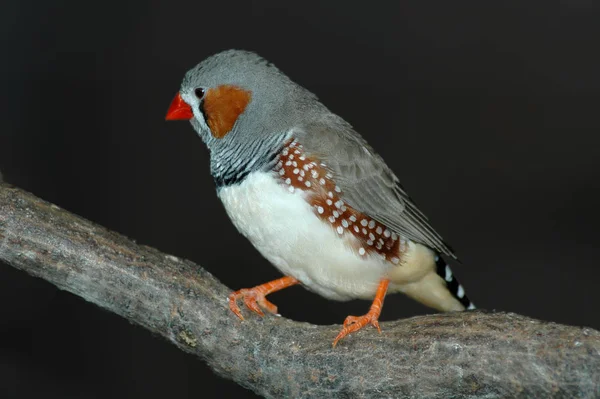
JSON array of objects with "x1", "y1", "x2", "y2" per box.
[{"x1": 435, "y1": 254, "x2": 475, "y2": 310}]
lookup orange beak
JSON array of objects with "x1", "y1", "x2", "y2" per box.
[{"x1": 165, "y1": 93, "x2": 193, "y2": 120}]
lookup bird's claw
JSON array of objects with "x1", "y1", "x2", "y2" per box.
[
  {"x1": 333, "y1": 310, "x2": 382, "y2": 347},
  {"x1": 228, "y1": 288, "x2": 278, "y2": 320}
]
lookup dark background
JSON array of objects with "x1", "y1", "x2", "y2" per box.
[{"x1": 2, "y1": 1, "x2": 600, "y2": 398}]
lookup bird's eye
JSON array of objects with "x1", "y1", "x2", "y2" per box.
[{"x1": 194, "y1": 88, "x2": 205, "y2": 99}]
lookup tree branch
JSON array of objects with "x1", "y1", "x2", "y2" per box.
[{"x1": 0, "y1": 182, "x2": 598, "y2": 398}]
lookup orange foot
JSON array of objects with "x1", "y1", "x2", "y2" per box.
[
  {"x1": 333, "y1": 279, "x2": 390, "y2": 347},
  {"x1": 228, "y1": 276, "x2": 299, "y2": 320}
]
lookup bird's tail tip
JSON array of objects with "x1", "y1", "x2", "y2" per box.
[{"x1": 435, "y1": 254, "x2": 476, "y2": 310}]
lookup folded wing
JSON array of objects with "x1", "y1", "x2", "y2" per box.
[{"x1": 295, "y1": 120, "x2": 457, "y2": 259}]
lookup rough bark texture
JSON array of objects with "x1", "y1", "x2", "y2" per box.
[{"x1": 0, "y1": 182, "x2": 598, "y2": 398}]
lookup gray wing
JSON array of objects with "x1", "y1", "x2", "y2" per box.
[{"x1": 296, "y1": 120, "x2": 457, "y2": 259}]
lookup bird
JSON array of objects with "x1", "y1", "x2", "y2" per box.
[{"x1": 165, "y1": 50, "x2": 474, "y2": 346}]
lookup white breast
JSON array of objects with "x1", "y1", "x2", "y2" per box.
[
  {"x1": 218, "y1": 171, "x2": 392, "y2": 300},
  {"x1": 218, "y1": 170, "x2": 438, "y2": 301}
]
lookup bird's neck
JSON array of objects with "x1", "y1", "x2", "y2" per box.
[{"x1": 209, "y1": 132, "x2": 289, "y2": 189}]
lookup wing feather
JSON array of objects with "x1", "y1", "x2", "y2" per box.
[{"x1": 295, "y1": 121, "x2": 457, "y2": 259}]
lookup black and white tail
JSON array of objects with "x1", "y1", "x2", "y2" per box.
[{"x1": 435, "y1": 254, "x2": 475, "y2": 310}]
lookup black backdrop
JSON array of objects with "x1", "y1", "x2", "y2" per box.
[{"x1": 2, "y1": 1, "x2": 600, "y2": 398}]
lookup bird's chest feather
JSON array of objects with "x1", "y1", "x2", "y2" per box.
[{"x1": 217, "y1": 139, "x2": 423, "y2": 300}]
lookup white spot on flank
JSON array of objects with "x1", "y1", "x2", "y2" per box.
[
  {"x1": 341, "y1": 219, "x2": 348, "y2": 228},
  {"x1": 317, "y1": 206, "x2": 324, "y2": 214},
  {"x1": 300, "y1": 170, "x2": 305, "y2": 177},
  {"x1": 362, "y1": 228, "x2": 368, "y2": 235},
  {"x1": 358, "y1": 248, "x2": 366, "y2": 255},
  {"x1": 311, "y1": 170, "x2": 319, "y2": 179},
  {"x1": 299, "y1": 155, "x2": 306, "y2": 160},
  {"x1": 400, "y1": 238, "x2": 408, "y2": 250},
  {"x1": 391, "y1": 257, "x2": 400, "y2": 265},
  {"x1": 457, "y1": 285, "x2": 465, "y2": 298},
  {"x1": 369, "y1": 233, "x2": 375, "y2": 241},
  {"x1": 285, "y1": 161, "x2": 292, "y2": 166},
  {"x1": 383, "y1": 229, "x2": 391, "y2": 238},
  {"x1": 305, "y1": 181, "x2": 311, "y2": 187},
  {"x1": 328, "y1": 191, "x2": 334, "y2": 198},
  {"x1": 376, "y1": 226, "x2": 383, "y2": 235},
  {"x1": 333, "y1": 210, "x2": 339, "y2": 218},
  {"x1": 289, "y1": 154, "x2": 294, "y2": 160},
  {"x1": 337, "y1": 226, "x2": 343, "y2": 235},
  {"x1": 391, "y1": 232, "x2": 398, "y2": 241},
  {"x1": 279, "y1": 169, "x2": 285, "y2": 176},
  {"x1": 367, "y1": 240, "x2": 373, "y2": 246},
  {"x1": 298, "y1": 176, "x2": 303, "y2": 181},
  {"x1": 288, "y1": 186, "x2": 295, "y2": 193},
  {"x1": 326, "y1": 199, "x2": 333, "y2": 206},
  {"x1": 319, "y1": 178, "x2": 326, "y2": 185},
  {"x1": 328, "y1": 216, "x2": 335, "y2": 223},
  {"x1": 361, "y1": 219, "x2": 368, "y2": 226},
  {"x1": 292, "y1": 161, "x2": 298, "y2": 167},
  {"x1": 445, "y1": 265, "x2": 453, "y2": 282},
  {"x1": 368, "y1": 220, "x2": 375, "y2": 229},
  {"x1": 293, "y1": 168, "x2": 299, "y2": 174},
  {"x1": 349, "y1": 215, "x2": 357, "y2": 222},
  {"x1": 354, "y1": 226, "x2": 360, "y2": 233},
  {"x1": 285, "y1": 178, "x2": 291, "y2": 185},
  {"x1": 294, "y1": 150, "x2": 300, "y2": 154},
  {"x1": 303, "y1": 164, "x2": 310, "y2": 171},
  {"x1": 334, "y1": 186, "x2": 341, "y2": 193},
  {"x1": 282, "y1": 149, "x2": 289, "y2": 156}
]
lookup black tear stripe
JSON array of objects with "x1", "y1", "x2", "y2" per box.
[{"x1": 435, "y1": 254, "x2": 475, "y2": 309}]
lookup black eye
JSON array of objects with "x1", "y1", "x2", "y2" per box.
[{"x1": 194, "y1": 88, "x2": 205, "y2": 99}]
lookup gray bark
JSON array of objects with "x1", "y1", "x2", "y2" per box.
[{"x1": 0, "y1": 182, "x2": 598, "y2": 398}]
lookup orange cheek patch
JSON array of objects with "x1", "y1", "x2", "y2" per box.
[{"x1": 203, "y1": 85, "x2": 252, "y2": 139}]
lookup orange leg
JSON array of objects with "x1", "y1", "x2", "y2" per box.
[
  {"x1": 333, "y1": 279, "x2": 390, "y2": 347},
  {"x1": 228, "y1": 276, "x2": 299, "y2": 320}
]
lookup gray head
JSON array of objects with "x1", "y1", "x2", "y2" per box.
[{"x1": 166, "y1": 50, "x2": 327, "y2": 187}]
